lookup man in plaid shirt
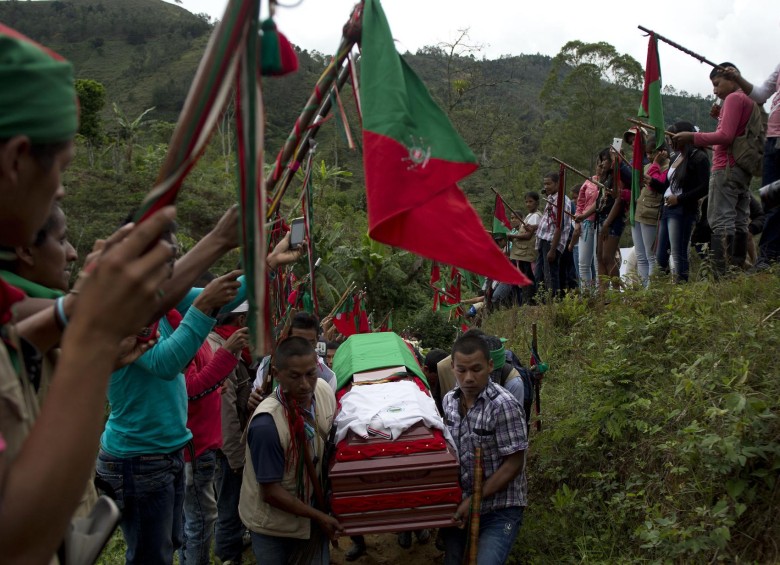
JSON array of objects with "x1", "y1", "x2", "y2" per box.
[
  {"x1": 441, "y1": 334, "x2": 528, "y2": 565},
  {"x1": 535, "y1": 171, "x2": 573, "y2": 301}
]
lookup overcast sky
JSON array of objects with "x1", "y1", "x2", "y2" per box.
[{"x1": 169, "y1": 0, "x2": 777, "y2": 100}]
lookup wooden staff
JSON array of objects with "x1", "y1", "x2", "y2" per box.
[
  {"x1": 429, "y1": 283, "x2": 459, "y2": 304},
  {"x1": 637, "y1": 26, "x2": 724, "y2": 71},
  {"x1": 326, "y1": 282, "x2": 357, "y2": 318},
  {"x1": 532, "y1": 323, "x2": 541, "y2": 432},
  {"x1": 626, "y1": 117, "x2": 674, "y2": 138},
  {"x1": 375, "y1": 308, "x2": 393, "y2": 331},
  {"x1": 542, "y1": 197, "x2": 576, "y2": 219},
  {"x1": 552, "y1": 157, "x2": 605, "y2": 191},
  {"x1": 490, "y1": 187, "x2": 528, "y2": 230},
  {"x1": 466, "y1": 445, "x2": 484, "y2": 565}
]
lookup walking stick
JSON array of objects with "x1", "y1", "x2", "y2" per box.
[
  {"x1": 532, "y1": 323, "x2": 542, "y2": 432},
  {"x1": 466, "y1": 445, "x2": 484, "y2": 565}
]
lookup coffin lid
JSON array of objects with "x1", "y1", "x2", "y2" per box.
[{"x1": 332, "y1": 332, "x2": 427, "y2": 391}]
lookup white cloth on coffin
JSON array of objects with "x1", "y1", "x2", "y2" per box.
[{"x1": 334, "y1": 380, "x2": 445, "y2": 444}]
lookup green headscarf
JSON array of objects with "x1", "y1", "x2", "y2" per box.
[{"x1": 0, "y1": 25, "x2": 77, "y2": 143}]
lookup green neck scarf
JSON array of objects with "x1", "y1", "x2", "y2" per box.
[{"x1": 0, "y1": 270, "x2": 64, "y2": 299}]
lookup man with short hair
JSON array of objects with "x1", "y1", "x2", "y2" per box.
[
  {"x1": 673, "y1": 63, "x2": 756, "y2": 275},
  {"x1": 441, "y1": 334, "x2": 527, "y2": 565},
  {"x1": 239, "y1": 337, "x2": 342, "y2": 565},
  {"x1": 535, "y1": 172, "x2": 572, "y2": 300},
  {"x1": 0, "y1": 24, "x2": 177, "y2": 563}
]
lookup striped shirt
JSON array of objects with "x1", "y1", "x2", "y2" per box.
[
  {"x1": 536, "y1": 193, "x2": 573, "y2": 254},
  {"x1": 443, "y1": 381, "x2": 528, "y2": 512}
]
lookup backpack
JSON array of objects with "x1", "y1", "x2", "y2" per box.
[
  {"x1": 499, "y1": 349, "x2": 535, "y2": 429},
  {"x1": 731, "y1": 102, "x2": 767, "y2": 178}
]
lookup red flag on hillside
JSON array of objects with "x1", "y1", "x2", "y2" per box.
[
  {"x1": 493, "y1": 194, "x2": 511, "y2": 235},
  {"x1": 332, "y1": 295, "x2": 357, "y2": 337},
  {"x1": 360, "y1": 0, "x2": 529, "y2": 286}
]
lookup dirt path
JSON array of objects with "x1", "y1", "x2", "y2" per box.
[{"x1": 330, "y1": 532, "x2": 444, "y2": 565}]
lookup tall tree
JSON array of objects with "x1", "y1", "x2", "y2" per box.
[
  {"x1": 540, "y1": 41, "x2": 643, "y2": 172},
  {"x1": 74, "y1": 78, "x2": 106, "y2": 165}
]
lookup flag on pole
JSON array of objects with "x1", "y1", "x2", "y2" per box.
[
  {"x1": 332, "y1": 295, "x2": 357, "y2": 337},
  {"x1": 638, "y1": 32, "x2": 665, "y2": 148},
  {"x1": 633, "y1": 32, "x2": 664, "y2": 225},
  {"x1": 492, "y1": 194, "x2": 511, "y2": 235},
  {"x1": 361, "y1": 0, "x2": 529, "y2": 286}
]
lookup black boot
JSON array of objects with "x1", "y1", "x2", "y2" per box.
[
  {"x1": 710, "y1": 234, "x2": 728, "y2": 279},
  {"x1": 730, "y1": 231, "x2": 748, "y2": 270}
]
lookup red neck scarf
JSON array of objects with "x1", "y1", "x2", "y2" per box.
[
  {"x1": 0, "y1": 278, "x2": 26, "y2": 326},
  {"x1": 213, "y1": 324, "x2": 252, "y2": 365}
]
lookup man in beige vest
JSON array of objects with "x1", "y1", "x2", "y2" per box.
[{"x1": 239, "y1": 336, "x2": 342, "y2": 564}]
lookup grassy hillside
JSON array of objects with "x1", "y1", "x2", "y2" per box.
[{"x1": 485, "y1": 271, "x2": 780, "y2": 563}]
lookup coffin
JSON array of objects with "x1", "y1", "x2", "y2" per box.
[{"x1": 328, "y1": 333, "x2": 462, "y2": 535}]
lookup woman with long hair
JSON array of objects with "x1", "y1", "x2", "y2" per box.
[{"x1": 651, "y1": 121, "x2": 711, "y2": 282}]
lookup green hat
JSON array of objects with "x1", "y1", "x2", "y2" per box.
[{"x1": 0, "y1": 25, "x2": 77, "y2": 143}]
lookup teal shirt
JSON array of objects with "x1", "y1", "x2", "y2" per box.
[{"x1": 100, "y1": 279, "x2": 247, "y2": 458}]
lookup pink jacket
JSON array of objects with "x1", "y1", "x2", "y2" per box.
[
  {"x1": 693, "y1": 90, "x2": 754, "y2": 171},
  {"x1": 576, "y1": 179, "x2": 599, "y2": 221}
]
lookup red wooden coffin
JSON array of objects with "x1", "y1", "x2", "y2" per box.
[{"x1": 329, "y1": 422, "x2": 462, "y2": 535}]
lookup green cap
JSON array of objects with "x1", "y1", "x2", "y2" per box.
[{"x1": 0, "y1": 25, "x2": 77, "y2": 143}]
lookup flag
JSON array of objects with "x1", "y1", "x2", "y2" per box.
[
  {"x1": 634, "y1": 33, "x2": 664, "y2": 225},
  {"x1": 638, "y1": 33, "x2": 665, "y2": 149},
  {"x1": 332, "y1": 295, "x2": 356, "y2": 337},
  {"x1": 361, "y1": 0, "x2": 529, "y2": 286},
  {"x1": 493, "y1": 194, "x2": 511, "y2": 235}
]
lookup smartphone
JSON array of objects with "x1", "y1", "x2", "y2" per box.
[
  {"x1": 315, "y1": 341, "x2": 327, "y2": 357},
  {"x1": 290, "y1": 217, "x2": 305, "y2": 248},
  {"x1": 611, "y1": 137, "x2": 623, "y2": 153}
]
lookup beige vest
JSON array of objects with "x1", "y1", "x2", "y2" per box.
[
  {"x1": 239, "y1": 379, "x2": 335, "y2": 539},
  {"x1": 0, "y1": 327, "x2": 39, "y2": 468}
]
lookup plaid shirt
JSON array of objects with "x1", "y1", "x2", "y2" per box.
[
  {"x1": 443, "y1": 381, "x2": 528, "y2": 512},
  {"x1": 536, "y1": 193, "x2": 573, "y2": 254}
]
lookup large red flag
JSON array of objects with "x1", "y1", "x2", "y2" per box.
[{"x1": 361, "y1": 0, "x2": 529, "y2": 286}]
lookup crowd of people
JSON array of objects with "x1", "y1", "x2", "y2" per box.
[
  {"x1": 482, "y1": 62, "x2": 779, "y2": 310},
  {"x1": 1, "y1": 21, "x2": 778, "y2": 565}
]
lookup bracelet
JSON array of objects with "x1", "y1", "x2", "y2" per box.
[{"x1": 54, "y1": 296, "x2": 69, "y2": 330}]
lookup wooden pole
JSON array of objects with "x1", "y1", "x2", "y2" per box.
[
  {"x1": 542, "y1": 197, "x2": 576, "y2": 219},
  {"x1": 429, "y1": 283, "x2": 459, "y2": 303},
  {"x1": 326, "y1": 282, "x2": 356, "y2": 318},
  {"x1": 552, "y1": 157, "x2": 605, "y2": 191},
  {"x1": 532, "y1": 323, "x2": 541, "y2": 432},
  {"x1": 466, "y1": 445, "x2": 484, "y2": 565},
  {"x1": 626, "y1": 117, "x2": 675, "y2": 138},
  {"x1": 637, "y1": 26, "x2": 724, "y2": 71}
]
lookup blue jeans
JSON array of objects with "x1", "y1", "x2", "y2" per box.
[
  {"x1": 215, "y1": 451, "x2": 244, "y2": 563},
  {"x1": 535, "y1": 239, "x2": 562, "y2": 301},
  {"x1": 758, "y1": 137, "x2": 780, "y2": 264},
  {"x1": 181, "y1": 449, "x2": 218, "y2": 565},
  {"x1": 656, "y1": 205, "x2": 696, "y2": 282},
  {"x1": 442, "y1": 506, "x2": 524, "y2": 565},
  {"x1": 631, "y1": 221, "x2": 658, "y2": 287},
  {"x1": 577, "y1": 221, "x2": 598, "y2": 291},
  {"x1": 96, "y1": 449, "x2": 185, "y2": 565},
  {"x1": 250, "y1": 530, "x2": 329, "y2": 565}
]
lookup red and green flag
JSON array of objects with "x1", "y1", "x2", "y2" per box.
[
  {"x1": 493, "y1": 194, "x2": 511, "y2": 235},
  {"x1": 332, "y1": 295, "x2": 356, "y2": 337},
  {"x1": 633, "y1": 32, "x2": 665, "y2": 224},
  {"x1": 361, "y1": 0, "x2": 529, "y2": 286}
]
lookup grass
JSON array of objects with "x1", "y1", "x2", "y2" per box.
[{"x1": 487, "y1": 267, "x2": 780, "y2": 564}]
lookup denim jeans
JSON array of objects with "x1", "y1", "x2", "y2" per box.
[
  {"x1": 442, "y1": 506, "x2": 524, "y2": 565},
  {"x1": 656, "y1": 204, "x2": 696, "y2": 282},
  {"x1": 180, "y1": 449, "x2": 218, "y2": 565},
  {"x1": 631, "y1": 221, "x2": 658, "y2": 287},
  {"x1": 250, "y1": 530, "x2": 329, "y2": 565},
  {"x1": 758, "y1": 137, "x2": 780, "y2": 264},
  {"x1": 577, "y1": 221, "x2": 598, "y2": 291},
  {"x1": 215, "y1": 451, "x2": 244, "y2": 563},
  {"x1": 707, "y1": 167, "x2": 750, "y2": 237},
  {"x1": 535, "y1": 239, "x2": 562, "y2": 301},
  {"x1": 96, "y1": 449, "x2": 185, "y2": 565}
]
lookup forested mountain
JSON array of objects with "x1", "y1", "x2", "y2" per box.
[{"x1": 0, "y1": 0, "x2": 716, "y2": 326}]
